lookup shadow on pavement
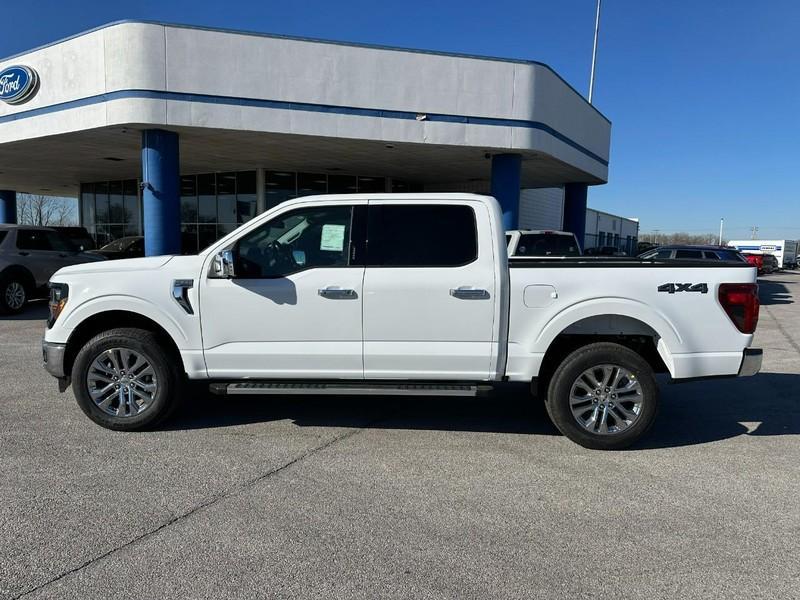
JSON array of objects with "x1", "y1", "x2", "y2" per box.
[
  {"x1": 167, "y1": 372, "x2": 800, "y2": 449},
  {"x1": 758, "y1": 279, "x2": 793, "y2": 305},
  {"x1": 168, "y1": 384, "x2": 559, "y2": 437},
  {"x1": 639, "y1": 372, "x2": 800, "y2": 449}
]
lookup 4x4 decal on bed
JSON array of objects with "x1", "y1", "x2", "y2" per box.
[{"x1": 658, "y1": 283, "x2": 709, "y2": 294}]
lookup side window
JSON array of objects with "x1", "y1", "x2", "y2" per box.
[
  {"x1": 655, "y1": 249, "x2": 672, "y2": 259},
  {"x1": 703, "y1": 251, "x2": 722, "y2": 260},
  {"x1": 675, "y1": 249, "x2": 703, "y2": 259},
  {"x1": 237, "y1": 205, "x2": 353, "y2": 278},
  {"x1": 44, "y1": 231, "x2": 75, "y2": 252},
  {"x1": 367, "y1": 204, "x2": 477, "y2": 267},
  {"x1": 16, "y1": 229, "x2": 51, "y2": 251},
  {"x1": 0, "y1": 231, "x2": 7, "y2": 245}
]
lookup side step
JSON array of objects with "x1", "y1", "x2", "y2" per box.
[{"x1": 210, "y1": 382, "x2": 491, "y2": 397}]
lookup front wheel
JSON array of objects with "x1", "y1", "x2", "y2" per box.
[
  {"x1": 545, "y1": 342, "x2": 659, "y2": 450},
  {"x1": 71, "y1": 327, "x2": 182, "y2": 431}
]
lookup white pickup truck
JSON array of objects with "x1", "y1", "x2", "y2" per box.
[{"x1": 42, "y1": 194, "x2": 762, "y2": 449}]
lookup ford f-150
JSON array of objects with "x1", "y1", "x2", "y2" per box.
[{"x1": 42, "y1": 194, "x2": 762, "y2": 449}]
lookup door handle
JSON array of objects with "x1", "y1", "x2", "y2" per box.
[
  {"x1": 450, "y1": 287, "x2": 490, "y2": 299},
  {"x1": 318, "y1": 287, "x2": 358, "y2": 299}
]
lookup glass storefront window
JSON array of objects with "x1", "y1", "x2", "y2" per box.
[
  {"x1": 297, "y1": 172, "x2": 327, "y2": 197},
  {"x1": 80, "y1": 170, "x2": 414, "y2": 253},
  {"x1": 328, "y1": 174, "x2": 357, "y2": 194},
  {"x1": 94, "y1": 182, "x2": 109, "y2": 224},
  {"x1": 265, "y1": 171, "x2": 296, "y2": 209},
  {"x1": 123, "y1": 180, "x2": 140, "y2": 234},
  {"x1": 109, "y1": 181, "x2": 124, "y2": 223},
  {"x1": 198, "y1": 173, "x2": 217, "y2": 223},
  {"x1": 217, "y1": 172, "x2": 237, "y2": 224},
  {"x1": 357, "y1": 176, "x2": 386, "y2": 193},
  {"x1": 236, "y1": 171, "x2": 257, "y2": 223}
]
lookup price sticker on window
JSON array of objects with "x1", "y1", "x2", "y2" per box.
[{"x1": 320, "y1": 224, "x2": 346, "y2": 251}]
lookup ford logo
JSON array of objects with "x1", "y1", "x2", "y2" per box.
[{"x1": 0, "y1": 65, "x2": 38, "y2": 105}]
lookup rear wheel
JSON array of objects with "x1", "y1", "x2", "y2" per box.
[
  {"x1": 71, "y1": 328, "x2": 182, "y2": 430},
  {"x1": 545, "y1": 342, "x2": 659, "y2": 450},
  {"x1": 0, "y1": 274, "x2": 27, "y2": 314}
]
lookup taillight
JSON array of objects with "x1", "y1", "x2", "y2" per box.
[{"x1": 718, "y1": 283, "x2": 759, "y2": 334}]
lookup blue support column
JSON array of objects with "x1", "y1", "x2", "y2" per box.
[
  {"x1": 141, "y1": 129, "x2": 180, "y2": 256},
  {"x1": 563, "y1": 183, "x2": 588, "y2": 250},
  {"x1": 490, "y1": 154, "x2": 522, "y2": 230},
  {"x1": 0, "y1": 190, "x2": 17, "y2": 224}
]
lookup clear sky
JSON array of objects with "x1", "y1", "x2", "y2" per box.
[{"x1": 2, "y1": 0, "x2": 798, "y2": 239}]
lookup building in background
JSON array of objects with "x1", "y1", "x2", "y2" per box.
[
  {"x1": 584, "y1": 207, "x2": 639, "y2": 255},
  {"x1": 0, "y1": 21, "x2": 611, "y2": 254}
]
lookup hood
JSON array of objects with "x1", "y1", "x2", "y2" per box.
[{"x1": 55, "y1": 255, "x2": 176, "y2": 276}]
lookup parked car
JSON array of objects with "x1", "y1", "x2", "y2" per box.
[
  {"x1": 638, "y1": 245, "x2": 748, "y2": 263},
  {"x1": 762, "y1": 254, "x2": 779, "y2": 274},
  {"x1": 728, "y1": 239, "x2": 797, "y2": 270},
  {"x1": 506, "y1": 230, "x2": 582, "y2": 257},
  {"x1": 43, "y1": 194, "x2": 761, "y2": 450},
  {"x1": 0, "y1": 225, "x2": 105, "y2": 314},
  {"x1": 88, "y1": 236, "x2": 145, "y2": 260},
  {"x1": 52, "y1": 226, "x2": 96, "y2": 252},
  {"x1": 585, "y1": 245, "x2": 626, "y2": 256}
]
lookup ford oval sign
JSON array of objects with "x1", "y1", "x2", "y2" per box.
[{"x1": 0, "y1": 66, "x2": 38, "y2": 105}]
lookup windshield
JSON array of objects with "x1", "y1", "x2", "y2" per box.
[
  {"x1": 99, "y1": 237, "x2": 140, "y2": 252},
  {"x1": 516, "y1": 233, "x2": 581, "y2": 257}
]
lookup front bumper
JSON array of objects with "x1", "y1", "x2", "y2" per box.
[
  {"x1": 738, "y1": 348, "x2": 763, "y2": 377},
  {"x1": 42, "y1": 340, "x2": 67, "y2": 378}
]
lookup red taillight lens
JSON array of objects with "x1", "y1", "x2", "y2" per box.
[{"x1": 718, "y1": 283, "x2": 759, "y2": 334}]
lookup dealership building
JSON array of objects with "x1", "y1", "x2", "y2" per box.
[{"x1": 0, "y1": 21, "x2": 612, "y2": 255}]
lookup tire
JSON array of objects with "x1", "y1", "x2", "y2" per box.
[
  {"x1": 544, "y1": 342, "x2": 659, "y2": 450},
  {"x1": 0, "y1": 273, "x2": 28, "y2": 314},
  {"x1": 71, "y1": 327, "x2": 183, "y2": 431}
]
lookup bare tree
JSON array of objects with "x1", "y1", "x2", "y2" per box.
[
  {"x1": 640, "y1": 231, "x2": 723, "y2": 246},
  {"x1": 17, "y1": 194, "x2": 77, "y2": 226}
]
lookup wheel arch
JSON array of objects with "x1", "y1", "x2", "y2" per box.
[
  {"x1": 532, "y1": 304, "x2": 679, "y2": 396},
  {"x1": 64, "y1": 310, "x2": 186, "y2": 379},
  {"x1": 1, "y1": 264, "x2": 36, "y2": 292}
]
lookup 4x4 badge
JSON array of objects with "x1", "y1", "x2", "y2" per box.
[{"x1": 658, "y1": 283, "x2": 708, "y2": 294}]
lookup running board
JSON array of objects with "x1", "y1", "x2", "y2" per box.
[{"x1": 210, "y1": 382, "x2": 491, "y2": 397}]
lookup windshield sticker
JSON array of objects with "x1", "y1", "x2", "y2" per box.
[{"x1": 320, "y1": 224, "x2": 346, "y2": 251}]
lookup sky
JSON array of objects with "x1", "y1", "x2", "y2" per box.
[{"x1": 2, "y1": 0, "x2": 798, "y2": 239}]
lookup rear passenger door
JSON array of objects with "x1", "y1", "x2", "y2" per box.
[
  {"x1": 362, "y1": 200, "x2": 497, "y2": 380},
  {"x1": 15, "y1": 229, "x2": 75, "y2": 286}
]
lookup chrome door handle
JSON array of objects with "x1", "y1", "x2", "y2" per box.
[
  {"x1": 318, "y1": 287, "x2": 358, "y2": 299},
  {"x1": 450, "y1": 287, "x2": 490, "y2": 299}
]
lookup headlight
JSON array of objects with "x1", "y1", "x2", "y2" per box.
[{"x1": 47, "y1": 282, "x2": 69, "y2": 328}]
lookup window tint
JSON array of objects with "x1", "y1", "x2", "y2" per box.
[
  {"x1": 703, "y1": 251, "x2": 722, "y2": 260},
  {"x1": 516, "y1": 233, "x2": 580, "y2": 257},
  {"x1": 237, "y1": 205, "x2": 353, "y2": 278},
  {"x1": 675, "y1": 249, "x2": 703, "y2": 259},
  {"x1": 654, "y1": 250, "x2": 672, "y2": 259},
  {"x1": 17, "y1": 229, "x2": 52, "y2": 251},
  {"x1": 367, "y1": 204, "x2": 477, "y2": 267}
]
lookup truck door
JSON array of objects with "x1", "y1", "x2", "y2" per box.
[
  {"x1": 200, "y1": 202, "x2": 366, "y2": 379},
  {"x1": 362, "y1": 200, "x2": 497, "y2": 380}
]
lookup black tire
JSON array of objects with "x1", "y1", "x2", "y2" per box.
[
  {"x1": 545, "y1": 342, "x2": 659, "y2": 450},
  {"x1": 0, "y1": 273, "x2": 28, "y2": 314},
  {"x1": 71, "y1": 327, "x2": 183, "y2": 431}
]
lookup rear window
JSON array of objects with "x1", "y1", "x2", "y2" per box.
[
  {"x1": 367, "y1": 204, "x2": 477, "y2": 267},
  {"x1": 516, "y1": 233, "x2": 581, "y2": 257}
]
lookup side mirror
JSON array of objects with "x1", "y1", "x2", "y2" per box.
[{"x1": 213, "y1": 249, "x2": 236, "y2": 278}]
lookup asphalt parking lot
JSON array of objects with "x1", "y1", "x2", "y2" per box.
[{"x1": 1, "y1": 273, "x2": 799, "y2": 600}]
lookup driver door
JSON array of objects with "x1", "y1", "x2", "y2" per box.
[{"x1": 200, "y1": 202, "x2": 366, "y2": 379}]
